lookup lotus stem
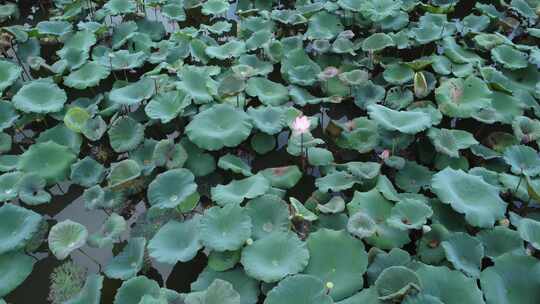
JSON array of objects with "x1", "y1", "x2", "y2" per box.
[
  {"x1": 514, "y1": 171, "x2": 523, "y2": 194},
  {"x1": 123, "y1": 69, "x2": 128, "y2": 81},
  {"x1": 9, "y1": 41, "x2": 31, "y2": 80},
  {"x1": 77, "y1": 248, "x2": 102, "y2": 272},
  {"x1": 55, "y1": 183, "x2": 65, "y2": 195}
]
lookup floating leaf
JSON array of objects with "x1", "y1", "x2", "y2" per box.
[
  {"x1": 0, "y1": 204, "x2": 42, "y2": 254},
  {"x1": 503, "y1": 145, "x2": 540, "y2": 176},
  {"x1": 113, "y1": 276, "x2": 161, "y2": 304},
  {"x1": 148, "y1": 216, "x2": 202, "y2": 264},
  {"x1": 245, "y1": 195, "x2": 290, "y2": 240},
  {"x1": 48, "y1": 219, "x2": 88, "y2": 260},
  {"x1": 63, "y1": 62, "x2": 110, "y2": 89},
  {"x1": 104, "y1": 237, "x2": 146, "y2": 280},
  {"x1": 427, "y1": 128, "x2": 478, "y2": 158},
  {"x1": 368, "y1": 104, "x2": 432, "y2": 134},
  {"x1": 13, "y1": 79, "x2": 67, "y2": 113},
  {"x1": 0, "y1": 60, "x2": 21, "y2": 93},
  {"x1": 107, "y1": 116, "x2": 145, "y2": 153},
  {"x1": 265, "y1": 274, "x2": 333, "y2": 304},
  {"x1": 147, "y1": 168, "x2": 197, "y2": 209},
  {"x1": 0, "y1": 251, "x2": 35, "y2": 298},
  {"x1": 211, "y1": 174, "x2": 270, "y2": 206},
  {"x1": 442, "y1": 232, "x2": 484, "y2": 277},
  {"x1": 375, "y1": 266, "x2": 421, "y2": 301},
  {"x1": 199, "y1": 204, "x2": 252, "y2": 251},
  {"x1": 109, "y1": 78, "x2": 155, "y2": 106},
  {"x1": 18, "y1": 141, "x2": 77, "y2": 185}
]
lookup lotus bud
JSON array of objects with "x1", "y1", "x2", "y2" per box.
[
  {"x1": 325, "y1": 282, "x2": 334, "y2": 289},
  {"x1": 246, "y1": 238, "x2": 253, "y2": 246},
  {"x1": 414, "y1": 71, "x2": 428, "y2": 98},
  {"x1": 378, "y1": 149, "x2": 390, "y2": 160},
  {"x1": 422, "y1": 225, "x2": 432, "y2": 234},
  {"x1": 498, "y1": 218, "x2": 510, "y2": 227}
]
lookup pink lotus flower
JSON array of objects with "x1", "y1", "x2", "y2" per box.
[
  {"x1": 318, "y1": 66, "x2": 340, "y2": 81},
  {"x1": 292, "y1": 115, "x2": 310, "y2": 134},
  {"x1": 378, "y1": 149, "x2": 390, "y2": 160}
]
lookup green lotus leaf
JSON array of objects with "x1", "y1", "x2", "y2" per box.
[
  {"x1": 503, "y1": 145, "x2": 540, "y2": 176},
  {"x1": 0, "y1": 101, "x2": 18, "y2": 131},
  {"x1": 366, "y1": 248, "x2": 411, "y2": 285},
  {"x1": 305, "y1": 11, "x2": 344, "y2": 40},
  {"x1": 435, "y1": 76, "x2": 492, "y2": 118},
  {"x1": 265, "y1": 274, "x2": 333, "y2": 304},
  {"x1": 315, "y1": 171, "x2": 357, "y2": 192},
  {"x1": 199, "y1": 204, "x2": 252, "y2": 251},
  {"x1": 109, "y1": 78, "x2": 155, "y2": 106},
  {"x1": 395, "y1": 161, "x2": 433, "y2": 193},
  {"x1": 103, "y1": 0, "x2": 136, "y2": 15},
  {"x1": 186, "y1": 104, "x2": 252, "y2": 151},
  {"x1": 477, "y1": 226, "x2": 524, "y2": 259},
  {"x1": 148, "y1": 215, "x2": 200, "y2": 262},
  {"x1": 387, "y1": 199, "x2": 433, "y2": 230},
  {"x1": 147, "y1": 168, "x2": 197, "y2": 209},
  {"x1": 317, "y1": 196, "x2": 345, "y2": 214},
  {"x1": 36, "y1": 123, "x2": 82, "y2": 154},
  {"x1": 342, "y1": 162, "x2": 381, "y2": 180},
  {"x1": 82, "y1": 116, "x2": 107, "y2": 141},
  {"x1": 0, "y1": 251, "x2": 35, "y2": 298},
  {"x1": 516, "y1": 218, "x2": 540, "y2": 250},
  {"x1": 88, "y1": 213, "x2": 127, "y2": 248},
  {"x1": 177, "y1": 66, "x2": 217, "y2": 104},
  {"x1": 18, "y1": 141, "x2": 76, "y2": 185},
  {"x1": 368, "y1": 104, "x2": 432, "y2": 134},
  {"x1": 151, "y1": 139, "x2": 187, "y2": 170},
  {"x1": 241, "y1": 231, "x2": 309, "y2": 283},
  {"x1": 252, "y1": 132, "x2": 275, "y2": 154},
  {"x1": 64, "y1": 62, "x2": 110, "y2": 90},
  {"x1": 375, "y1": 266, "x2": 421, "y2": 301},
  {"x1": 70, "y1": 157, "x2": 105, "y2": 187},
  {"x1": 442, "y1": 232, "x2": 484, "y2": 278},
  {"x1": 0, "y1": 133, "x2": 12, "y2": 153},
  {"x1": 289, "y1": 197, "x2": 318, "y2": 222},
  {"x1": 347, "y1": 212, "x2": 377, "y2": 239},
  {"x1": 347, "y1": 189, "x2": 410, "y2": 249},
  {"x1": 491, "y1": 45, "x2": 528, "y2": 70},
  {"x1": 192, "y1": 267, "x2": 259, "y2": 304},
  {"x1": 246, "y1": 77, "x2": 288, "y2": 106},
  {"x1": 0, "y1": 204, "x2": 41, "y2": 254},
  {"x1": 245, "y1": 195, "x2": 290, "y2": 240},
  {"x1": 480, "y1": 253, "x2": 540, "y2": 304},
  {"x1": 403, "y1": 294, "x2": 444, "y2": 304},
  {"x1": 206, "y1": 40, "x2": 246, "y2": 60},
  {"x1": 100, "y1": 50, "x2": 147, "y2": 71},
  {"x1": 0, "y1": 60, "x2": 21, "y2": 92},
  {"x1": 383, "y1": 64, "x2": 414, "y2": 85},
  {"x1": 280, "y1": 48, "x2": 321, "y2": 86},
  {"x1": 307, "y1": 147, "x2": 334, "y2": 166},
  {"x1": 512, "y1": 116, "x2": 540, "y2": 142},
  {"x1": 185, "y1": 279, "x2": 240, "y2": 304},
  {"x1": 63, "y1": 106, "x2": 91, "y2": 134},
  {"x1": 64, "y1": 274, "x2": 103, "y2": 304},
  {"x1": 181, "y1": 138, "x2": 216, "y2": 177},
  {"x1": 13, "y1": 78, "x2": 67, "y2": 113},
  {"x1": 259, "y1": 166, "x2": 301, "y2": 189},
  {"x1": 211, "y1": 174, "x2": 270, "y2": 206},
  {"x1": 431, "y1": 168, "x2": 506, "y2": 227},
  {"x1": 162, "y1": 4, "x2": 186, "y2": 21},
  {"x1": 427, "y1": 128, "x2": 478, "y2": 158},
  {"x1": 145, "y1": 90, "x2": 190, "y2": 124},
  {"x1": 108, "y1": 116, "x2": 145, "y2": 153},
  {"x1": 208, "y1": 250, "x2": 240, "y2": 272},
  {"x1": 17, "y1": 173, "x2": 51, "y2": 205},
  {"x1": 247, "y1": 106, "x2": 285, "y2": 135},
  {"x1": 0, "y1": 172, "x2": 21, "y2": 202},
  {"x1": 113, "y1": 276, "x2": 161, "y2": 304},
  {"x1": 202, "y1": 0, "x2": 229, "y2": 15},
  {"x1": 218, "y1": 154, "x2": 252, "y2": 177},
  {"x1": 362, "y1": 33, "x2": 394, "y2": 52},
  {"x1": 48, "y1": 219, "x2": 88, "y2": 260},
  {"x1": 104, "y1": 237, "x2": 146, "y2": 280},
  {"x1": 108, "y1": 159, "x2": 141, "y2": 188},
  {"x1": 352, "y1": 81, "x2": 386, "y2": 109},
  {"x1": 304, "y1": 229, "x2": 368, "y2": 300},
  {"x1": 129, "y1": 138, "x2": 157, "y2": 175}
]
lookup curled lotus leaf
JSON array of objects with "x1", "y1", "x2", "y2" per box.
[
  {"x1": 315, "y1": 171, "x2": 358, "y2": 192},
  {"x1": 218, "y1": 154, "x2": 252, "y2": 177},
  {"x1": 113, "y1": 276, "x2": 161, "y2": 304},
  {"x1": 206, "y1": 40, "x2": 246, "y2": 60},
  {"x1": 362, "y1": 33, "x2": 394, "y2": 52},
  {"x1": 245, "y1": 195, "x2": 290, "y2": 240},
  {"x1": 368, "y1": 104, "x2": 432, "y2": 134},
  {"x1": 387, "y1": 199, "x2": 433, "y2": 231},
  {"x1": 177, "y1": 66, "x2": 217, "y2": 104},
  {"x1": 148, "y1": 216, "x2": 202, "y2": 264},
  {"x1": 347, "y1": 212, "x2": 377, "y2": 239},
  {"x1": 375, "y1": 266, "x2": 421, "y2": 301},
  {"x1": 186, "y1": 104, "x2": 252, "y2": 151},
  {"x1": 147, "y1": 168, "x2": 197, "y2": 209},
  {"x1": 107, "y1": 116, "x2": 145, "y2": 153},
  {"x1": 290, "y1": 197, "x2": 318, "y2": 222},
  {"x1": 491, "y1": 45, "x2": 529, "y2": 70},
  {"x1": 36, "y1": 123, "x2": 82, "y2": 155},
  {"x1": 70, "y1": 156, "x2": 105, "y2": 187},
  {"x1": 48, "y1": 219, "x2": 88, "y2": 260},
  {"x1": 12, "y1": 78, "x2": 67, "y2": 113},
  {"x1": 502, "y1": 145, "x2": 540, "y2": 176},
  {"x1": 516, "y1": 218, "x2": 540, "y2": 250},
  {"x1": 64, "y1": 274, "x2": 103, "y2": 304},
  {"x1": 0, "y1": 101, "x2": 19, "y2": 131},
  {"x1": 366, "y1": 248, "x2": 412, "y2": 285},
  {"x1": 264, "y1": 274, "x2": 333, "y2": 304},
  {"x1": 383, "y1": 64, "x2": 415, "y2": 85},
  {"x1": 63, "y1": 62, "x2": 110, "y2": 90},
  {"x1": 477, "y1": 226, "x2": 524, "y2": 259},
  {"x1": 304, "y1": 229, "x2": 368, "y2": 300},
  {"x1": 207, "y1": 250, "x2": 240, "y2": 272},
  {"x1": 211, "y1": 174, "x2": 270, "y2": 206},
  {"x1": 442, "y1": 232, "x2": 484, "y2": 278},
  {"x1": 241, "y1": 232, "x2": 309, "y2": 283},
  {"x1": 107, "y1": 159, "x2": 141, "y2": 188},
  {"x1": 145, "y1": 90, "x2": 190, "y2": 124},
  {"x1": 199, "y1": 204, "x2": 252, "y2": 252},
  {"x1": 431, "y1": 168, "x2": 507, "y2": 227},
  {"x1": 192, "y1": 268, "x2": 259, "y2": 304},
  {"x1": 317, "y1": 196, "x2": 345, "y2": 214},
  {"x1": 0, "y1": 251, "x2": 35, "y2": 298},
  {"x1": 427, "y1": 128, "x2": 478, "y2": 158},
  {"x1": 109, "y1": 78, "x2": 155, "y2": 106},
  {"x1": 435, "y1": 76, "x2": 492, "y2": 118},
  {"x1": 184, "y1": 279, "x2": 240, "y2": 304},
  {"x1": 104, "y1": 237, "x2": 146, "y2": 280},
  {"x1": 151, "y1": 139, "x2": 188, "y2": 170},
  {"x1": 0, "y1": 203, "x2": 42, "y2": 254},
  {"x1": 0, "y1": 172, "x2": 21, "y2": 202},
  {"x1": 0, "y1": 60, "x2": 21, "y2": 92},
  {"x1": 305, "y1": 11, "x2": 344, "y2": 40},
  {"x1": 17, "y1": 173, "x2": 51, "y2": 205},
  {"x1": 88, "y1": 213, "x2": 127, "y2": 248},
  {"x1": 17, "y1": 141, "x2": 77, "y2": 185}
]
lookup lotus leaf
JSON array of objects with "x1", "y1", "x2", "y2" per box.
[
  {"x1": 48, "y1": 219, "x2": 88, "y2": 260},
  {"x1": 18, "y1": 173, "x2": 51, "y2": 205},
  {"x1": 366, "y1": 248, "x2": 412, "y2": 285},
  {"x1": 245, "y1": 195, "x2": 290, "y2": 239},
  {"x1": 70, "y1": 157, "x2": 105, "y2": 187},
  {"x1": 387, "y1": 199, "x2": 433, "y2": 230},
  {"x1": 441, "y1": 232, "x2": 484, "y2": 277},
  {"x1": 503, "y1": 145, "x2": 540, "y2": 176},
  {"x1": 259, "y1": 166, "x2": 302, "y2": 189},
  {"x1": 104, "y1": 237, "x2": 146, "y2": 280},
  {"x1": 306, "y1": 11, "x2": 344, "y2": 40},
  {"x1": 13, "y1": 79, "x2": 67, "y2": 113},
  {"x1": 18, "y1": 141, "x2": 76, "y2": 185},
  {"x1": 347, "y1": 212, "x2": 377, "y2": 239},
  {"x1": 395, "y1": 161, "x2": 433, "y2": 193},
  {"x1": 264, "y1": 274, "x2": 333, "y2": 304},
  {"x1": 0, "y1": 60, "x2": 21, "y2": 93},
  {"x1": 0, "y1": 251, "x2": 35, "y2": 298},
  {"x1": 199, "y1": 204, "x2": 252, "y2": 251},
  {"x1": 109, "y1": 78, "x2": 155, "y2": 106},
  {"x1": 64, "y1": 274, "x2": 103, "y2": 304},
  {"x1": 211, "y1": 174, "x2": 270, "y2": 206},
  {"x1": 218, "y1": 154, "x2": 252, "y2": 177},
  {"x1": 0, "y1": 204, "x2": 42, "y2": 254},
  {"x1": 184, "y1": 279, "x2": 240, "y2": 304},
  {"x1": 491, "y1": 45, "x2": 529, "y2": 70},
  {"x1": 192, "y1": 268, "x2": 258, "y2": 304},
  {"x1": 516, "y1": 218, "x2": 540, "y2": 250},
  {"x1": 88, "y1": 213, "x2": 127, "y2": 248},
  {"x1": 427, "y1": 128, "x2": 478, "y2": 158},
  {"x1": 108, "y1": 159, "x2": 141, "y2": 188},
  {"x1": 368, "y1": 104, "x2": 432, "y2": 134},
  {"x1": 375, "y1": 266, "x2": 421, "y2": 301},
  {"x1": 108, "y1": 116, "x2": 145, "y2": 153},
  {"x1": 247, "y1": 106, "x2": 285, "y2": 135},
  {"x1": 64, "y1": 62, "x2": 110, "y2": 90},
  {"x1": 246, "y1": 77, "x2": 288, "y2": 106},
  {"x1": 0, "y1": 172, "x2": 21, "y2": 202},
  {"x1": 0, "y1": 101, "x2": 18, "y2": 131},
  {"x1": 362, "y1": 33, "x2": 394, "y2": 52},
  {"x1": 207, "y1": 250, "x2": 240, "y2": 272},
  {"x1": 435, "y1": 76, "x2": 492, "y2": 118},
  {"x1": 147, "y1": 168, "x2": 197, "y2": 209},
  {"x1": 206, "y1": 40, "x2": 246, "y2": 60},
  {"x1": 113, "y1": 276, "x2": 161, "y2": 304},
  {"x1": 290, "y1": 197, "x2": 318, "y2": 222},
  {"x1": 152, "y1": 139, "x2": 188, "y2": 170}
]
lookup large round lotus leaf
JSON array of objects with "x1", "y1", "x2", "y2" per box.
[
  {"x1": 192, "y1": 267, "x2": 259, "y2": 304},
  {"x1": 0, "y1": 101, "x2": 18, "y2": 131},
  {"x1": 491, "y1": 45, "x2": 528, "y2": 70},
  {"x1": 362, "y1": 33, "x2": 394, "y2": 52},
  {"x1": 104, "y1": 237, "x2": 146, "y2": 280},
  {"x1": 186, "y1": 104, "x2": 252, "y2": 151},
  {"x1": 0, "y1": 171, "x2": 21, "y2": 202},
  {"x1": 109, "y1": 78, "x2": 155, "y2": 106},
  {"x1": 64, "y1": 62, "x2": 110, "y2": 89},
  {"x1": 18, "y1": 141, "x2": 77, "y2": 185},
  {"x1": 304, "y1": 229, "x2": 368, "y2": 300},
  {"x1": 435, "y1": 76, "x2": 492, "y2": 118},
  {"x1": 352, "y1": 81, "x2": 386, "y2": 109},
  {"x1": 36, "y1": 123, "x2": 82, "y2": 154},
  {"x1": 246, "y1": 77, "x2": 289, "y2": 106},
  {"x1": 185, "y1": 279, "x2": 240, "y2": 304},
  {"x1": 516, "y1": 218, "x2": 540, "y2": 250},
  {"x1": 211, "y1": 174, "x2": 270, "y2": 206},
  {"x1": 17, "y1": 173, "x2": 51, "y2": 205},
  {"x1": 88, "y1": 213, "x2": 127, "y2": 248},
  {"x1": 416, "y1": 264, "x2": 484, "y2": 304},
  {"x1": 477, "y1": 226, "x2": 524, "y2": 259},
  {"x1": 107, "y1": 159, "x2": 141, "y2": 188},
  {"x1": 431, "y1": 168, "x2": 507, "y2": 228},
  {"x1": 427, "y1": 128, "x2": 478, "y2": 158},
  {"x1": 0, "y1": 60, "x2": 21, "y2": 92},
  {"x1": 480, "y1": 253, "x2": 540, "y2": 304},
  {"x1": 264, "y1": 274, "x2": 333, "y2": 304},
  {"x1": 247, "y1": 106, "x2": 285, "y2": 135},
  {"x1": 218, "y1": 154, "x2": 252, "y2": 177},
  {"x1": 241, "y1": 231, "x2": 309, "y2": 283},
  {"x1": 403, "y1": 294, "x2": 444, "y2": 304},
  {"x1": 245, "y1": 195, "x2": 290, "y2": 240},
  {"x1": 442, "y1": 232, "x2": 484, "y2": 278},
  {"x1": 503, "y1": 145, "x2": 540, "y2": 176},
  {"x1": 367, "y1": 104, "x2": 432, "y2": 134},
  {"x1": 64, "y1": 274, "x2": 103, "y2": 304},
  {"x1": 307, "y1": 147, "x2": 334, "y2": 166},
  {"x1": 0, "y1": 204, "x2": 41, "y2": 254},
  {"x1": 48, "y1": 219, "x2": 88, "y2": 260},
  {"x1": 347, "y1": 212, "x2": 377, "y2": 239},
  {"x1": 366, "y1": 248, "x2": 411, "y2": 285},
  {"x1": 107, "y1": 116, "x2": 144, "y2": 153},
  {"x1": 148, "y1": 216, "x2": 202, "y2": 264},
  {"x1": 315, "y1": 171, "x2": 357, "y2": 192},
  {"x1": 387, "y1": 199, "x2": 433, "y2": 230},
  {"x1": 177, "y1": 66, "x2": 217, "y2": 104},
  {"x1": 383, "y1": 64, "x2": 414, "y2": 85},
  {"x1": 147, "y1": 168, "x2": 197, "y2": 209},
  {"x1": 12, "y1": 78, "x2": 67, "y2": 113},
  {"x1": 305, "y1": 11, "x2": 344, "y2": 40},
  {"x1": 206, "y1": 40, "x2": 246, "y2": 60},
  {"x1": 70, "y1": 157, "x2": 105, "y2": 187},
  {"x1": 0, "y1": 251, "x2": 35, "y2": 297},
  {"x1": 113, "y1": 276, "x2": 161, "y2": 304},
  {"x1": 375, "y1": 266, "x2": 421, "y2": 301},
  {"x1": 259, "y1": 166, "x2": 302, "y2": 189},
  {"x1": 199, "y1": 204, "x2": 252, "y2": 251},
  {"x1": 145, "y1": 90, "x2": 190, "y2": 124}
]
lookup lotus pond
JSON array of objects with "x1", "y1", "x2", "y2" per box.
[{"x1": 1, "y1": 0, "x2": 540, "y2": 303}]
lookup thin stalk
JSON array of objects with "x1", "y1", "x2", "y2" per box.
[
  {"x1": 514, "y1": 170, "x2": 524, "y2": 194},
  {"x1": 10, "y1": 42, "x2": 31, "y2": 80},
  {"x1": 55, "y1": 183, "x2": 65, "y2": 195},
  {"x1": 77, "y1": 248, "x2": 102, "y2": 272}
]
